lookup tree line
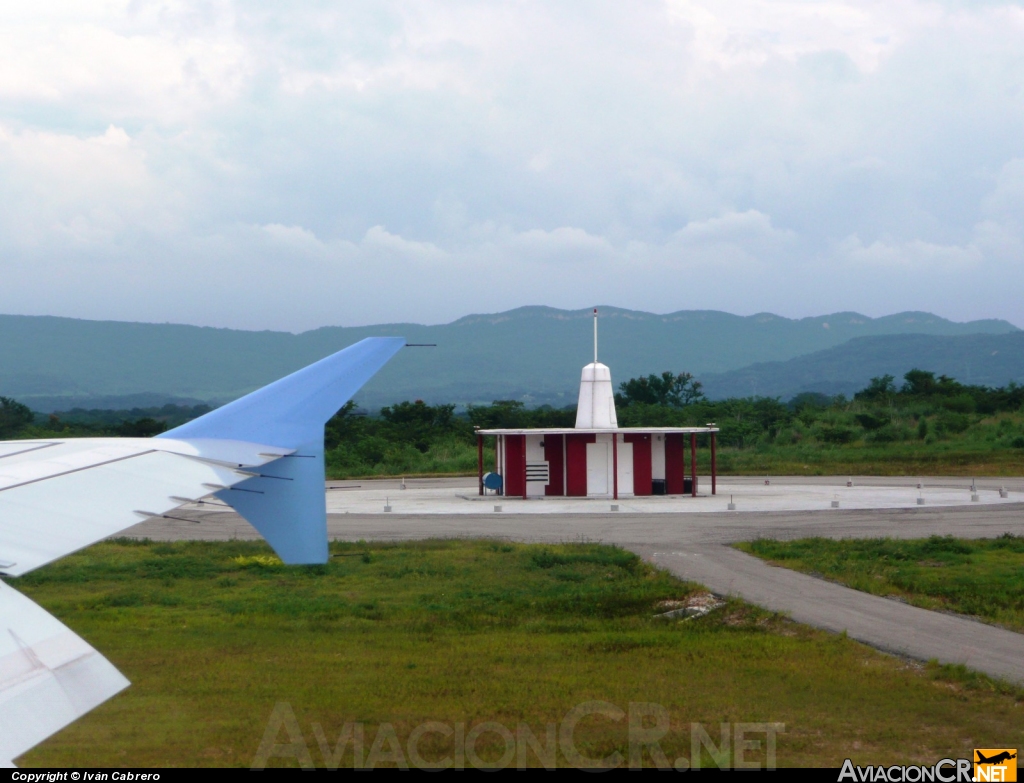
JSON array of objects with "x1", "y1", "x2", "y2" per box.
[
  {"x1": 0, "y1": 399, "x2": 212, "y2": 439},
  {"x1": 4, "y1": 367, "x2": 1024, "y2": 476}
]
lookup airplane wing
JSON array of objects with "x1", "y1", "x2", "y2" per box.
[
  {"x1": 0, "y1": 336, "x2": 406, "y2": 765},
  {"x1": 0, "y1": 579, "x2": 130, "y2": 768},
  {"x1": 0, "y1": 437, "x2": 292, "y2": 578}
]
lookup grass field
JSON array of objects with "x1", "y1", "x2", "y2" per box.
[
  {"x1": 10, "y1": 539, "x2": 1024, "y2": 769},
  {"x1": 709, "y1": 440, "x2": 1024, "y2": 477},
  {"x1": 738, "y1": 536, "x2": 1024, "y2": 634},
  {"x1": 711, "y1": 443, "x2": 1024, "y2": 477}
]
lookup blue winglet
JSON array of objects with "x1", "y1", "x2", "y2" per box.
[
  {"x1": 158, "y1": 337, "x2": 406, "y2": 564},
  {"x1": 160, "y1": 337, "x2": 406, "y2": 448}
]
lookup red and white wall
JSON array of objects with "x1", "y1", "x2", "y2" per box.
[{"x1": 495, "y1": 431, "x2": 694, "y2": 498}]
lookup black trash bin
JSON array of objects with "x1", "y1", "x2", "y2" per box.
[{"x1": 651, "y1": 479, "x2": 666, "y2": 496}]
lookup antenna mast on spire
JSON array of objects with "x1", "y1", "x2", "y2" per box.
[{"x1": 593, "y1": 308, "x2": 598, "y2": 364}]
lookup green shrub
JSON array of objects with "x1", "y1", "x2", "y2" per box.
[
  {"x1": 934, "y1": 412, "x2": 972, "y2": 436},
  {"x1": 866, "y1": 425, "x2": 911, "y2": 444},
  {"x1": 817, "y1": 425, "x2": 855, "y2": 444},
  {"x1": 0, "y1": 396, "x2": 34, "y2": 437},
  {"x1": 855, "y1": 412, "x2": 889, "y2": 431},
  {"x1": 356, "y1": 436, "x2": 390, "y2": 465},
  {"x1": 943, "y1": 394, "x2": 977, "y2": 414}
]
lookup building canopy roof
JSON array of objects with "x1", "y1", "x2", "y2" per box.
[{"x1": 476, "y1": 426, "x2": 719, "y2": 435}]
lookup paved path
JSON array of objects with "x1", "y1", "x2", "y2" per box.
[
  {"x1": 635, "y1": 544, "x2": 1024, "y2": 685},
  {"x1": 123, "y1": 494, "x2": 1024, "y2": 685}
]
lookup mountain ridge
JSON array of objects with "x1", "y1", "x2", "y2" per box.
[
  {"x1": 698, "y1": 332, "x2": 1024, "y2": 400},
  {"x1": 0, "y1": 308, "x2": 1016, "y2": 411}
]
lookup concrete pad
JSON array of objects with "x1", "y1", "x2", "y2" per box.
[{"x1": 322, "y1": 476, "x2": 1012, "y2": 515}]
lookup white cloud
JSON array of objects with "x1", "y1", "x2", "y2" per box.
[
  {"x1": 0, "y1": 1, "x2": 1024, "y2": 329},
  {"x1": 260, "y1": 222, "x2": 329, "y2": 254},
  {"x1": 0, "y1": 123, "x2": 157, "y2": 248},
  {"x1": 664, "y1": 0, "x2": 907, "y2": 72},
  {"x1": 504, "y1": 226, "x2": 615, "y2": 258},
  {"x1": 0, "y1": 3, "x2": 249, "y2": 122},
  {"x1": 671, "y1": 210, "x2": 793, "y2": 246},
  {"x1": 837, "y1": 235, "x2": 983, "y2": 270},
  {"x1": 361, "y1": 226, "x2": 447, "y2": 262},
  {"x1": 981, "y1": 158, "x2": 1024, "y2": 221}
]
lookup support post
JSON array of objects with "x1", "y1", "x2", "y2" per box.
[
  {"x1": 690, "y1": 433, "x2": 697, "y2": 497},
  {"x1": 563, "y1": 433, "x2": 568, "y2": 497},
  {"x1": 612, "y1": 434, "x2": 618, "y2": 500},
  {"x1": 710, "y1": 431, "x2": 717, "y2": 495},
  {"x1": 679, "y1": 433, "x2": 686, "y2": 496},
  {"x1": 478, "y1": 434, "x2": 484, "y2": 496},
  {"x1": 522, "y1": 435, "x2": 528, "y2": 500}
]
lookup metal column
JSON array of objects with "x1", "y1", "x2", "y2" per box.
[
  {"x1": 710, "y1": 431, "x2": 717, "y2": 495},
  {"x1": 522, "y1": 435, "x2": 528, "y2": 500},
  {"x1": 477, "y1": 433, "x2": 483, "y2": 496},
  {"x1": 612, "y1": 434, "x2": 618, "y2": 500},
  {"x1": 690, "y1": 433, "x2": 697, "y2": 498}
]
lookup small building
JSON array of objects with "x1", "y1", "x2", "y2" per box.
[{"x1": 476, "y1": 311, "x2": 719, "y2": 499}]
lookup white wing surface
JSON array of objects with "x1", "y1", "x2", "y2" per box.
[
  {"x1": 0, "y1": 580, "x2": 130, "y2": 767},
  {"x1": 0, "y1": 436, "x2": 289, "y2": 764},
  {"x1": 0, "y1": 438, "x2": 291, "y2": 577},
  {"x1": 0, "y1": 336, "x2": 407, "y2": 765}
]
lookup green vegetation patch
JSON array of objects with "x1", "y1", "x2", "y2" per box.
[
  {"x1": 7, "y1": 539, "x2": 1024, "y2": 768},
  {"x1": 10, "y1": 367, "x2": 1024, "y2": 477},
  {"x1": 738, "y1": 535, "x2": 1024, "y2": 633}
]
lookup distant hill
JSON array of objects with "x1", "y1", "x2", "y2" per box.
[
  {"x1": 0, "y1": 308, "x2": 1016, "y2": 411},
  {"x1": 699, "y1": 332, "x2": 1024, "y2": 400}
]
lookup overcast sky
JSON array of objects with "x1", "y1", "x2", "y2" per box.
[{"x1": 1, "y1": 1, "x2": 1023, "y2": 331}]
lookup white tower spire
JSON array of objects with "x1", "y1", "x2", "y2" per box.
[{"x1": 575, "y1": 307, "x2": 618, "y2": 429}]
